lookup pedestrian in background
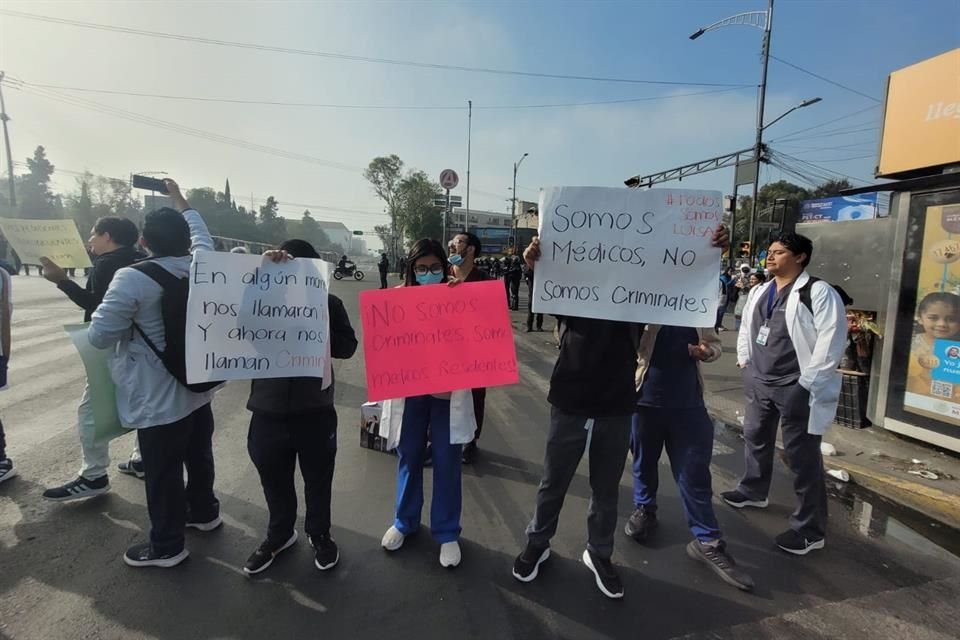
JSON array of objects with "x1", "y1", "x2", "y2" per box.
[
  {"x1": 0, "y1": 266, "x2": 14, "y2": 485},
  {"x1": 625, "y1": 324, "x2": 754, "y2": 592},
  {"x1": 379, "y1": 239, "x2": 477, "y2": 568},
  {"x1": 242, "y1": 239, "x2": 358, "y2": 576},
  {"x1": 378, "y1": 252, "x2": 390, "y2": 289},
  {"x1": 504, "y1": 251, "x2": 523, "y2": 310},
  {"x1": 524, "y1": 258, "x2": 543, "y2": 333},
  {"x1": 724, "y1": 232, "x2": 847, "y2": 556},
  {"x1": 40, "y1": 217, "x2": 145, "y2": 501},
  {"x1": 734, "y1": 272, "x2": 763, "y2": 330},
  {"x1": 88, "y1": 179, "x2": 221, "y2": 569}
]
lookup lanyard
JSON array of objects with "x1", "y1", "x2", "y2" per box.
[{"x1": 762, "y1": 284, "x2": 777, "y2": 323}]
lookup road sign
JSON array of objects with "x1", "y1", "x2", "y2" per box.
[
  {"x1": 439, "y1": 169, "x2": 459, "y2": 190},
  {"x1": 433, "y1": 195, "x2": 462, "y2": 208}
]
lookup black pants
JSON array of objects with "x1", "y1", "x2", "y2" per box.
[
  {"x1": 0, "y1": 416, "x2": 6, "y2": 460},
  {"x1": 737, "y1": 376, "x2": 828, "y2": 539},
  {"x1": 248, "y1": 408, "x2": 338, "y2": 547},
  {"x1": 505, "y1": 274, "x2": 521, "y2": 309},
  {"x1": 471, "y1": 388, "x2": 486, "y2": 441},
  {"x1": 138, "y1": 404, "x2": 219, "y2": 555},
  {"x1": 526, "y1": 279, "x2": 543, "y2": 329},
  {"x1": 379, "y1": 270, "x2": 388, "y2": 289}
]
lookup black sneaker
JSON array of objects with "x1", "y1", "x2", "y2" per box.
[
  {"x1": 0, "y1": 458, "x2": 15, "y2": 485},
  {"x1": 309, "y1": 533, "x2": 340, "y2": 571},
  {"x1": 720, "y1": 490, "x2": 769, "y2": 509},
  {"x1": 686, "y1": 540, "x2": 754, "y2": 591},
  {"x1": 117, "y1": 458, "x2": 145, "y2": 479},
  {"x1": 624, "y1": 505, "x2": 658, "y2": 542},
  {"x1": 186, "y1": 515, "x2": 223, "y2": 532},
  {"x1": 775, "y1": 529, "x2": 825, "y2": 556},
  {"x1": 123, "y1": 543, "x2": 189, "y2": 568},
  {"x1": 512, "y1": 542, "x2": 550, "y2": 583},
  {"x1": 582, "y1": 549, "x2": 624, "y2": 599},
  {"x1": 42, "y1": 475, "x2": 110, "y2": 502},
  {"x1": 243, "y1": 531, "x2": 298, "y2": 576},
  {"x1": 462, "y1": 441, "x2": 478, "y2": 465}
]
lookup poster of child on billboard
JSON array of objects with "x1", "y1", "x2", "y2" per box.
[{"x1": 905, "y1": 203, "x2": 960, "y2": 425}]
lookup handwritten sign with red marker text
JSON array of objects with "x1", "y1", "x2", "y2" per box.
[
  {"x1": 532, "y1": 187, "x2": 722, "y2": 326},
  {"x1": 360, "y1": 280, "x2": 518, "y2": 401}
]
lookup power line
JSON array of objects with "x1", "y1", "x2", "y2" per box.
[
  {"x1": 17, "y1": 80, "x2": 749, "y2": 110},
  {"x1": 767, "y1": 104, "x2": 880, "y2": 142},
  {"x1": 770, "y1": 55, "x2": 882, "y2": 102},
  {"x1": 0, "y1": 9, "x2": 749, "y2": 88},
  {"x1": 773, "y1": 125, "x2": 879, "y2": 143}
]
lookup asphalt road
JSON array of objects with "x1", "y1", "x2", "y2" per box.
[{"x1": 0, "y1": 274, "x2": 958, "y2": 640}]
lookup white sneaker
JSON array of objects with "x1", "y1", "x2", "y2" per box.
[
  {"x1": 440, "y1": 541, "x2": 461, "y2": 568},
  {"x1": 381, "y1": 526, "x2": 406, "y2": 552}
]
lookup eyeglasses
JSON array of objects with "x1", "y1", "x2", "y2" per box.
[{"x1": 413, "y1": 263, "x2": 444, "y2": 276}]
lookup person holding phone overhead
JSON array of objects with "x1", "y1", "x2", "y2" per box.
[{"x1": 379, "y1": 239, "x2": 478, "y2": 568}]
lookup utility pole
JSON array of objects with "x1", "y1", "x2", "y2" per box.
[
  {"x1": 747, "y1": 0, "x2": 774, "y2": 263},
  {"x1": 0, "y1": 72, "x2": 16, "y2": 208},
  {"x1": 465, "y1": 100, "x2": 472, "y2": 228},
  {"x1": 511, "y1": 152, "x2": 528, "y2": 251}
]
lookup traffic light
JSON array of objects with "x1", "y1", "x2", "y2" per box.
[{"x1": 738, "y1": 241, "x2": 751, "y2": 258}]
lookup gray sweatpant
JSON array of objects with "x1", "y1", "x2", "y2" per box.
[
  {"x1": 736, "y1": 375, "x2": 828, "y2": 539},
  {"x1": 526, "y1": 406, "x2": 632, "y2": 559}
]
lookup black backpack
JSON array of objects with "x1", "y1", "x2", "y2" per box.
[
  {"x1": 130, "y1": 260, "x2": 222, "y2": 393},
  {"x1": 798, "y1": 276, "x2": 852, "y2": 314}
]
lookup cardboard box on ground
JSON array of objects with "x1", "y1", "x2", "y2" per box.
[{"x1": 360, "y1": 402, "x2": 395, "y2": 454}]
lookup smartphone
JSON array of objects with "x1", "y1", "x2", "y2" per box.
[{"x1": 131, "y1": 174, "x2": 168, "y2": 194}]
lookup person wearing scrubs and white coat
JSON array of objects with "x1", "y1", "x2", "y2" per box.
[{"x1": 722, "y1": 232, "x2": 847, "y2": 556}]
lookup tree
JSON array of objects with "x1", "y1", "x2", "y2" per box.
[
  {"x1": 258, "y1": 196, "x2": 286, "y2": 244},
  {"x1": 298, "y1": 209, "x2": 333, "y2": 251},
  {"x1": 18, "y1": 146, "x2": 61, "y2": 219},
  {"x1": 364, "y1": 155, "x2": 405, "y2": 259},
  {"x1": 64, "y1": 174, "x2": 96, "y2": 235},
  {"x1": 222, "y1": 178, "x2": 233, "y2": 209},
  {"x1": 399, "y1": 170, "x2": 443, "y2": 243},
  {"x1": 812, "y1": 178, "x2": 853, "y2": 199}
]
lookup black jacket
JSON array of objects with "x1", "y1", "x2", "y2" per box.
[
  {"x1": 246, "y1": 294, "x2": 358, "y2": 415},
  {"x1": 57, "y1": 246, "x2": 142, "y2": 322},
  {"x1": 548, "y1": 317, "x2": 643, "y2": 417}
]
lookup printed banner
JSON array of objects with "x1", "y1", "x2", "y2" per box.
[
  {"x1": 0, "y1": 218, "x2": 92, "y2": 268},
  {"x1": 64, "y1": 323, "x2": 129, "y2": 444},
  {"x1": 185, "y1": 252, "x2": 331, "y2": 383},
  {"x1": 531, "y1": 187, "x2": 721, "y2": 326},
  {"x1": 359, "y1": 280, "x2": 518, "y2": 401}
]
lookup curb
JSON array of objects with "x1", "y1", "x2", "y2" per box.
[{"x1": 705, "y1": 395, "x2": 960, "y2": 531}]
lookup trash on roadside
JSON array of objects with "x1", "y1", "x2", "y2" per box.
[
  {"x1": 821, "y1": 442, "x2": 838, "y2": 456},
  {"x1": 827, "y1": 469, "x2": 850, "y2": 482},
  {"x1": 911, "y1": 458, "x2": 924, "y2": 465},
  {"x1": 908, "y1": 469, "x2": 940, "y2": 481}
]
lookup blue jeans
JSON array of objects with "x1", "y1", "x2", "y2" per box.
[
  {"x1": 394, "y1": 395, "x2": 462, "y2": 543},
  {"x1": 630, "y1": 406, "x2": 722, "y2": 542}
]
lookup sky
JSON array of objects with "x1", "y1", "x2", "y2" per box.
[{"x1": 0, "y1": 0, "x2": 957, "y2": 249}]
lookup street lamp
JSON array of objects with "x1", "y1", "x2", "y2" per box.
[
  {"x1": 690, "y1": 0, "x2": 773, "y2": 263},
  {"x1": 511, "y1": 152, "x2": 528, "y2": 250},
  {"x1": 763, "y1": 97, "x2": 822, "y2": 131}
]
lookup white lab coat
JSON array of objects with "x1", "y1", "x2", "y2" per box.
[
  {"x1": 737, "y1": 271, "x2": 847, "y2": 435},
  {"x1": 379, "y1": 391, "x2": 478, "y2": 451}
]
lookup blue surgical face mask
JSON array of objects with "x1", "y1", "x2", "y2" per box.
[
  {"x1": 448, "y1": 253, "x2": 464, "y2": 267},
  {"x1": 415, "y1": 272, "x2": 445, "y2": 286}
]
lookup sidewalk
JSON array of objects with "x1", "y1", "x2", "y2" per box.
[{"x1": 706, "y1": 324, "x2": 960, "y2": 530}]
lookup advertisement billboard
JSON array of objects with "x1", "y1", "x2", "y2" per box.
[
  {"x1": 799, "y1": 193, "x2": 889, "y2": 223},
  {"x1": 877, "y1": 48, "x2": 960, "y2": 179}
]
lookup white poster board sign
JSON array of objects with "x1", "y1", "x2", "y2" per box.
[
  {"x1": 185, "y1": 252, "x2": 331, "y2": 383},
  {"x1": 532, "y1": 187, "x2": 722, "y2": 326},
  {"x1": 0, "y1": 218, "x2": 93, "y2": 268}
]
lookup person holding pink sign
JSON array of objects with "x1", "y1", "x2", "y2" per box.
[{"x1": 379, "y1": 239, "x2": 478, "y2": 569}]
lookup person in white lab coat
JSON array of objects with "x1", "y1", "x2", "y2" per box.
[{"x1": 722, "y1": 232, "x2": 847, "y2": 556}]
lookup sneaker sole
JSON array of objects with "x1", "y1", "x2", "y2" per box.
[
  {"x1": 315, "y1": 551, "x2": 340, "y2": 571},
  {"x1": 582, "y1": 550, "x2": 624, "y2": 599},
  {"x1": 43, "y1": 485, "x2": 111, "y2": 503},
  {"x1": 243, "y1": 531, "x2": 298, "y2": 576},
  {"x1": 186, "y1": 516, "x2": 223, "y2": 532},
  {"x1": 381, "y1": 530, "x2": 406, "y2": 552},
  {"x1": 778, "y1": 538, "x2": 825, "y2": 556},
  {"x1": 0, "y1": 468, "x2": 17, "y2": 485},
  {"x1": 512, "y1": 548, "x2": 550, "y2": 583},
  {"x1": 686, "y1": 542, "x2": 754, "y2": 592},
  {"x1": 124, "y1": 548, "x2": 190, "y2": 568},
  {"x1": 722, "y1": 497, "x2": 769, "y2": 509},
  {"x1": 117, "y1": 468, "x2": 145, "y2": 479}
]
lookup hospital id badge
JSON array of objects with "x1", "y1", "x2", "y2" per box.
[{"x1": 756, "y1": 325, "x2": 770, "y2": 346}]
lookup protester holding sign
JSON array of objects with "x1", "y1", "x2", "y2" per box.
[
  {"x1": 0, "y1": 267, "x2": 14, "y2": 486},
  {"x1": 41, "y1": 217, "x2": 145, "y2": 502},
  {"x1": 242, "y1": 239, "x2": 358, "y2": 576},
  {"x1": 511, "y1": 224, "x2": 728, "y2": 600},
  {"x1": 88, "y1": 178, "x2": 221, "y2": 569},
  {"x1": 379, "y1": 239, "x2": 478, "y2": 569}
]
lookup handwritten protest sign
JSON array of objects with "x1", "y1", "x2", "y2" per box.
[
  {"x1": 185, "y1": 252, "x2": 331, "y2": 383},
  {"x1": 0, "y1": 218, "x2": 92, "y2": 268},
  {"x1": 360, "y1": 280, "x2": 518, "y2": 401},
  {"x1": 531, "y1": 187, "x2": 722, "y2": 326},
  {"x1": 64, "y1": 323, "x2": 129, "y2": 443}
]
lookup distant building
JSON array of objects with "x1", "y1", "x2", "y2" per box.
[
  {"x1": 447, "y1": 208, "x2": 512, "y2": 230},
  {"x1": 316, "y1": 221, "x2": 352, "y2": 254},
  {"x1": 515, "y1": 199, "x2": 539, "y2": 230}
]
